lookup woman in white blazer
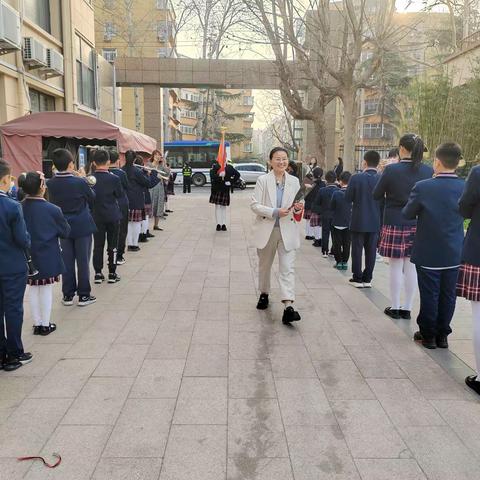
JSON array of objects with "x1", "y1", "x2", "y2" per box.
[{"x1": 251, "y1": 147, "x2": 303, "y2": 324}]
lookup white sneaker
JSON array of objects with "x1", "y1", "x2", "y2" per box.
[
  {"x1": 322, "y1": 253, "x2": 328, "y2": 258},
  {"x1": 363, "y1": 282, "x2": 372, "y2": 288},
  {"x1": 349, "y1": 280, "x2": 364, "y2": 288}
]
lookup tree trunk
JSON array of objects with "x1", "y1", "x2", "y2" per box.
[
  {"x1": 312, "y1": 110, "x2": 327, "y2": 169},
  {"x1": 341, "y1": 89, "x2": 357, "y2": 172}
]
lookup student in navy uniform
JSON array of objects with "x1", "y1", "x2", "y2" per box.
[
  {"x1": 308, "y1": 168, "x2": 326, "y2": 247},
  {"x1": 91, "y1": 150, "x2": 123, "y2": 284},
  {"x1": 373, "y1": 133, "x2": 433, "y2": 320},
  {"x1": 47, "y1": 149, "x2": 97, "y2": 307},
  {"x1": 20, "y1": 172, "x2": 70, "y2": 336},
  {"x1": 312, "y1": 170, "x2": 339, "y2": 257},
  {"x1": 457, "y1": 163, "x2": 480, "y2": 395},
  {"x1": 303, "y1": 167, "x2": 324, "y2": 241},
  {"x1": 345, "y1": 150, "x2": 382, "y2": 288},
  {"x1": 330, "y1": 171, "x2": 352, "y2": 270},
  {"x1": 0, "y1": 160, "x2": 32, "y2": 371},
  {"x1": 122, "y1": 150, "x2": 151, "y2": 251},
  {"x1": 403, "y1": 143, "x2": 465, "y2": 350},
  {"x1": 109, "y1": 150, "x2": 129, "y2": 265}
]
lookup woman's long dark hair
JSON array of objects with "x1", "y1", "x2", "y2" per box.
[
  {"x1": 399, "y1": 133, "x2": 426, "y2": 170},
  {"x1": 123, "y1": 150, "x2": 136, "y2": 179}
]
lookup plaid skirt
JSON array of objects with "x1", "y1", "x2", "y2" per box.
[
  {"x1": 209, "y1": 190, "x2": 230, "y2": 206},
  {"x1": 28, "y1": 275, "x2": 60, "y2": 286},
  {"x1": 303, "y1": 209, "x2": 312, "y2": 220},
  {"x1": 310, "y1": 213, "x2": 322, "y2": 227},
  {"x1": 128, "y1": 209, "x2": 145, "y2": 222},
  {"x1": 456, "y1": 263, "x2": 480, "y2": 302},
  {"x1": 378, "y1": 224, "x2": 416, "y2": 259},
  {"x1": 144, "y1": 203, "x2": 153, "y2": 217}
]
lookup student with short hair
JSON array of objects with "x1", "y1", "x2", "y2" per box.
[
  {"x1": 0, "y1": 159, "x2": 32, "y2": 371},
  {"x1": 330, "y1": 171, "x2": 352, "y2": 270},
  {"x1": 21, "y1": 171, "x2": 70, "y2": 336},
  {"x1": 108, "y1": 150, "x2": 129, "y2": 265},
  {"x1": 373, "y1": 133, "x2": 433, "y2": 319},
  {"x1": 47, "y1": 149, "x2": 97, "y2": 306},
  {"x1": 92, "y1": 149, "x2": 123, "y2": 284},
  {"x1": 403, "y1": 143, "x2": 465, "y2": 349},
  {"x1": 345, "y1": 150, "x2": 382, "y2": 287},
  {"x1": 457, "y1": 161, "x2": 480, "y2": 394},
  {"x1": 312, "y1": 170, "x2": 339, "y2": 257}
]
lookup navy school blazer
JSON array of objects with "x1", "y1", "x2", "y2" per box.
[
  {"x1": 373, "y1": 161, "x2": 434, "y2": 226},
  {"x1": 92, "y1": 169, "x2": 122, "y2": 224},
  {"x1": 345, "y1": 168, "x2": 381, "y2": 233},
  {"x1": 304, "y1": 179, "x2": 326, "y2": 211},
  {"x1": 402, "y1": 173, "x2": 465, "y2": 268},
  {"x1": 312, "y1": 183, "x2": 339, "y2": 217},
  {"x1": 123, "y1": 166, "x2": 151, "y2": 210},
  {"x1": 109, "y1": 167, "x2": 129, "y2": 209},
  {"x1": 22, "y1": 198, "x2": 70, "y2": 280},
  {"x1": 330, "y1": 187, "x2": 352, "y2": 228},
  {"x1": 0, "y1": 191, "x2": 30, "y2": 276},
  {"x1": 46, "y1": 172, "x2": 97, "y2": 239},
  {"x1": 459, "y1": 165, "x2": 480, "y2": 266}
]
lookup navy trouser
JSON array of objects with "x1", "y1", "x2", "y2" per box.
[
  {"x1": 351, "y1": 231, "x2": 379, "y2": 283},
  {"x1": 321, "y1": 218, "x2": 332, "y2": 254},
  {"x1": 93, "y1": 220, "x2": 119, "y2": 274},
  {"x1": 117, "y1": 204, "x2": 129, "y2": 257},
  {"x1": 0, "y1": 271, "x2": 27, "y2": 359},
  {"x1": 416, "y1": 266, "x2": 459, "y2": 339},
  {"x1": 60, "y1": 235, "x2": 92, "y2": 297},
  {"x1": 331, "y1": 227, "x2": 351, "y2": 263}
]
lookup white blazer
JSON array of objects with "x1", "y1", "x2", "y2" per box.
[{"x1": 250, "y1": 171, "x2": 301, "y2": 252}]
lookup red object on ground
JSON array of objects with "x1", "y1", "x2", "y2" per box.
[{"x1": 17, "y1": 453, "x2": 62, "y2": 468}]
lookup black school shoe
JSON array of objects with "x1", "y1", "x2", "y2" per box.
[
  {"x1": 216, "y1": 224, "x2": 222, "y2": 231},
  {"x1": 256, "y1": 293, "x2": 269, "y2": 310},
  {"x1": 117, "y1": 255, "x2": 126, "y2": 265},
  {"x1": 312, "y1": 240, "x2": 321, "y2": 247},
  {"x1": 108, "y1": 273, "x2": 121, "y2": 284},
  {"x1": 282, "y1": 306, "x2": 301, "y2": 325},
  {"x1": 94, "y1": 273, "x2": 105, "y2": 284},
  {"x1": 139, "y1": 233, "x2": 149, "y2": 243},
  {"x1": 222, "y1": 225, "x2": 227, "y2": 231},
  {"x1": 146, "y1": 230, "x2": 155, "y2": 238},
  {"x1": 413, "y1": 331, "x2": 436, "y2": 349},
  {"x1": 2, "y1": 358, "x2": 23, "y2": 371},
  {"x1": 39, "y1": 324, "x2": 56, "y2": 336},
  {"x1": 305, "y1": 236, "x2": 314, "y2": 240},
  {"x1": 399, "y1": 309, "x2": 411, "y2": 320},
  {"x1": 78, "y1": 295, "x2": 97, "y2": 307},
  {"x1": 436, "y1": 335, "x2": 449, "y2": 349},
  {"x1": 384, "y1": 307, "x2": 402, "y2": 319},
  {"x1": 465, "y1": 375, "x2": 480, "y2": 396},
  {"x1": 62, "y1": 295, "x2": 74, "y2": 306},
  {"x1": 128, "y1": 246, "x2": 140, "y2": 252}
]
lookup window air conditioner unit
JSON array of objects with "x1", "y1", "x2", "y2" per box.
[
  {"x1": 23, "y1": 37, "x2": 48, "y2": 68},
  {"x1": 44, "y1": 49, "x2": 64, "y2": 76},
  {"x1": 0, "y1": 1, "x2": 21, "y2": 54}
]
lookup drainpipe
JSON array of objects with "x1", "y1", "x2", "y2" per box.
[{"x1": 60, "y1": 0, "x2": 74, "y2": 111}]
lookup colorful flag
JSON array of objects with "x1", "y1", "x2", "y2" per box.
[{"x1": 217, "y1": 130, "x2": 227, "y2": 177}]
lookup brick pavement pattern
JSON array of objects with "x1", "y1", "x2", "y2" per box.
[{"x1": 1, "y1": 189, "x2": 480, "y2": 480}]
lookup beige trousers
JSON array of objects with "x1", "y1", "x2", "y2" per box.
[{"x1": 257, "y1": 227, "x2": 296, "y2": 302}]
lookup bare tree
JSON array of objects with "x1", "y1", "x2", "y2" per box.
[{"x1": 242, "y1": 0, "x2": 401, "y2": 169}]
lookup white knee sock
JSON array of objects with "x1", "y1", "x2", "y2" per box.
[
  {"x1": 215, "y1": 205, "x2": 227, "y2": 225},
  {"x1": 39, "y1": 284, "x2": 53, "y2": 327},
  {"x1": 313, "y1": 226, "x2": 322, "y2": 240},
  {"x1": 389, "y1": 257, "x2": 403, "y2": 309},
  {"x1": 402, "y1": 258, "x2": 418, "y2": 311},
  {"x1": 305, "y1": 222, "x2": 312, "y2": 236},
  {"x1": 141, "y1": 216, "x2": 149, "y2": 234},
  {"x1": 472, "y1": 302, "x2": 480, "y2": 380},
  {"x1": 28, "y1": 286, "x2": 42, "y2": 326},
  {"x1": 128, "y1": 221, "x2": 142, "y2": 246}
]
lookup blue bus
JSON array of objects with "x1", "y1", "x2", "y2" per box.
[{"x1": 164, "y1": 140, "x2": 231, "y2": 187}]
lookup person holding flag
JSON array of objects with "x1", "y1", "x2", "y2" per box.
[{"x1": 209, "y1": 130, "x2": 240, "y2": 231}]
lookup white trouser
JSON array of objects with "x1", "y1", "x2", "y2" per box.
[
  {"x1": 215, "y1": 205, "x2": 227, "y2": 225},
  {"x1": 257, "y1": 227, "x2": 296, "y2": 302},
  {"x1": 141, "y1": 216, "x2": 149, "y2": 234},
  {"x1": 28, "y1": 284, "x2": 53, "y2": 327},
  {"x1": 127, "y1": 221, "x2": 142, "y2": 246}
]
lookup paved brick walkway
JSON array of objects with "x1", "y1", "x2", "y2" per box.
[{"x1": 1, "y1": 188, "x2": 480, "y2": 480}]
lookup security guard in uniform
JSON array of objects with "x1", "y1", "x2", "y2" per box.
[{"x1": 182, "y1": 161, "x2": 193, "y2": 194}]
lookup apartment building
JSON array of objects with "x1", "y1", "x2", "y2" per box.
[
  {"x1": 0, "y1": 0, "x2": 115, "y2": 125},
  {"x1": 94, "y1": 0, "x2": 178, "y2": 140},
  {"x1": 178, "y1": 88, "x2": 202, "y2": 141}
]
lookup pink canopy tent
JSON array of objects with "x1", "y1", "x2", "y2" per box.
[{"x1": 0, "y1": 112, "x2": 158, "y2": 176}]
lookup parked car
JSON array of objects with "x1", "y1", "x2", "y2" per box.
[{"x1": 234, "y1": 163, "x2": 267, "y2": 184}]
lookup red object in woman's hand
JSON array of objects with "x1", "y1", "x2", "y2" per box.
[{"x1": 292, "y1": 203, "x2": 304, "y2": 222}]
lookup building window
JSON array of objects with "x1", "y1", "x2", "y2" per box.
[
  {"x1": 181, "y1": 91, "x2": 200, "y2": 103},
  {"x1": 363, "y1": 98, "x2": 379, "y2": 115},
  {"x1": 104, "y1": 21, "x2": 116, "y2": 41},
  {"x1": 157, "y1": 47, "x2": 173, "y2": 58},
  {"x1": 157, "y1": 22, "x2": 173, "y2": 42},
  {"x1": 25, "y1": 0, "x2": 51, "y2": 33},
  {"x1": 180, "y1": 125, "x2": 196, "y2": 135},
  {"x1": 181, "y1": 110, "x2": 197, "y2": 119},
  {"x1": 362, "y1": 123, "x2": 394, "y2": 140},
  {"x1": 29, "y1": 89, "x2": 55, "y2": 113},
  {"x1": 243, "y1": 96, "x2": 254, "y2": 106},
  {"x1": 244, "y1": 142, "x2": 253, "y2": 153},
  {"x1": 76, "y1": 36, "x2": 96, "y2": 110},
  {"x1": 102, "y1": 48, "x2": 117, "y2": 63}
]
